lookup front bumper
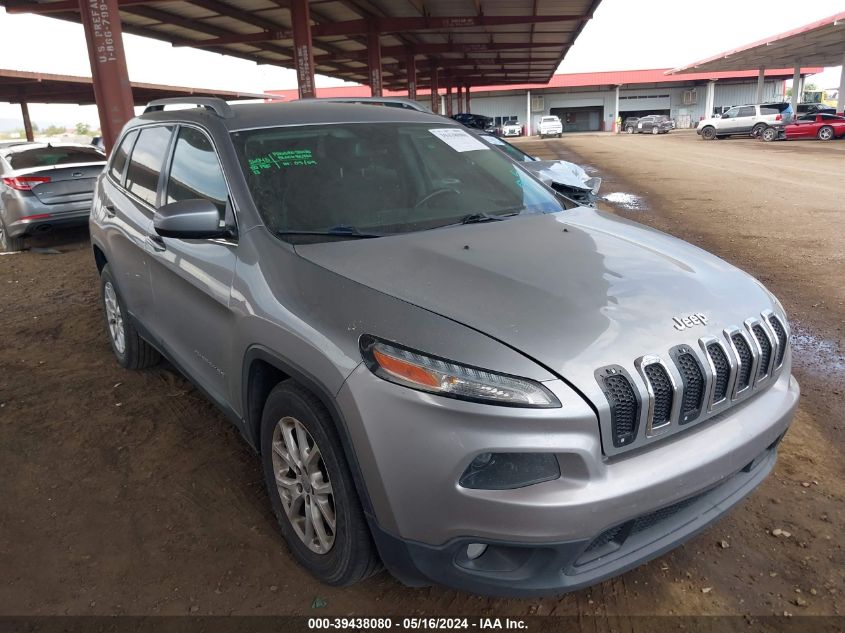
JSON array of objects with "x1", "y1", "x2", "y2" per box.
[{"x1": 338, "y1": 364, "x2": 799, "y2": 595}]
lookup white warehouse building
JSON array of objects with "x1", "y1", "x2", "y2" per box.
[{"x1": 270, "y1": 67, "x2": 821, "y2": 133}]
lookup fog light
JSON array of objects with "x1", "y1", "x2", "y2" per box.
[
  {"x1": 459, "y1": 452, "x2": 560, "y2": 490},
  {"x1": 466, "y1": 543, "x2": 487, "y2": 560}
]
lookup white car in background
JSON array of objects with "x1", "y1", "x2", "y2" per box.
[
  {"x1": 501, "y1": 121, "x2": 523, "y2": 137},
  {"x1": 538, "y1": 115, "x2": 563, "y2": 138}
]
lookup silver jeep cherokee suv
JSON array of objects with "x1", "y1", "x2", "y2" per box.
[{"x1": 91, "y1": 98, "x2": 799, "y2": 596}]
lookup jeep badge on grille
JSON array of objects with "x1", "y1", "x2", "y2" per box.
[{"x1": 673, "y1": 313, "x2": 708, "y2": 331}]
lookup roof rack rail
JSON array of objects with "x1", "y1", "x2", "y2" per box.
[{"x1": 143, "y1": 97, "x2": 234, "y2": 118}]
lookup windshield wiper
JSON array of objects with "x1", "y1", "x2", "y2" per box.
[
  {"x1": 458, "y1": 212, "x2": 506, "y2": 225},
  {"x1": 275, "y1": 225, "x2": 384, "y2": 239}
]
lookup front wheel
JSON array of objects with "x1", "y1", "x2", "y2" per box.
[
  {"x1": 818, "y1": 126, "x2": 834, "y2": 141},
  {"x1": 626, "y1": 126, "x2": 634, "y2": 134},
  {"x1": 751, "y1": 123, "x2": 766, "y2": 138},
  {"x1": 100, "y1": 264, "x2": 161, "y2": 369},
  {"x1": 651, "y1": 127, "x2": 659, "y2": 135},
  {"x1": 261, "y1": 382, "x2": 381, "y2": 585},
  {"x1": 701, "y1": 126, "x2": 716, "y2": 140}
]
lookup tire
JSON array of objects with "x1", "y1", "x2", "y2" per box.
[
  {"x1": 817, "y1": 126, "x2": 834, "y2": 141},
  {"x1": 261, "y1": 381, "x2": 381, "y2": 586},
  {"x1": 626, "y1": 126, "x2": 634, "y2": 134},
  {"x1": 701, "y1": 126, "x2": 716, "y2": 140},
  {"x1": 99, "y1": 264, "x2": 161, "y2": 370},
  {"x1": 0, "y1": 218, "x2": 24, "y2": 252},
  {"x1": 651, "y1": 127, "x2": 659, "y2": 135},
  {"x1": 557, "y1": 133, "x2": 562, "y2": 138},
  {"x1": 751, "y1": 123, "x2": 766, "y2": 138},
  {"x1": 761, "y1": 127, "x2": 778, "y2": 142}
]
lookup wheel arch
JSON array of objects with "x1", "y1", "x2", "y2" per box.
[{"x1": 241, "y1": 345, "x2": 375, "y2": 516}]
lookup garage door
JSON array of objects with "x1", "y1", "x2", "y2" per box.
[{"x1": 619, "y1": 94, "x2": 670, "y2": 112}]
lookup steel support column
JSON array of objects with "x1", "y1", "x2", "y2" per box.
[
  {"x1": 613, "y1": 85, "x2": 619, "y2": 133},
  {"x1": 78, "y1": 0, "x2": 134, "y2": 153},
  {"x1": 465, "y1": 83, "x2": 471, "y2": 113},
  {"x1": 526, "y1": 90, "x2": 531, "y2": 136},
  {"x1": 445, "y1": 82, "x2": 453, "y2": 117},
  {"x1": 291, "y1": 0, "x2": 316, "y2": 99},
  {"x1": 456, "y1": 84, "x2": 463, "y2": 114},
  {"x1": 430, "y1": 68, "x2": 439, "y2": 113},
  {"x1": 790, "y1": 66, "x2": 800, "y2": 118},
  {"x1": 838, "y1": 52, "x2": 845, "y2": 115},
  {"x1": 406, "y1": 52, "x2": 416, "y2": 101},
  {"x1": 20, "y1": 102, "x2": 34, "y2": 142},
  {"x1": 705, "y1": 80, "x2": 716, "y2": 119},
  {"x1": 755, "y1": 68, "x2": 765, "y2": 104},
  {"x1": 368, "y1": 28, "x2": 382, "y2": 97}
]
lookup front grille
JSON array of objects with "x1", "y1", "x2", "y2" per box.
[
  {"x1": 643, "y1": 363, "x2": 673, "y2": 428},
  {"x1": 676, "y1": 352, "x2": 705, "y2": 422},
  {"x1": 706, "y1": 343, "x2": 730, "y2": 403},
  {"x1": 732, "y1": 333, "x2": 753, "y2": 391},
  {"x1": 603, "y1": 374, "x2": 639, "y2": 447},
  {"x1": 768, "y1": 317, "x2": 787, "y2": 367},
  {"x1": 753, "y1": 325, "x2": 772, "y2": 378}
]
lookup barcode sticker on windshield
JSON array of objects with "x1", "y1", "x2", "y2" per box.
[{"x1": 429, "y1": 128, "x2": 490, "y2": 152}]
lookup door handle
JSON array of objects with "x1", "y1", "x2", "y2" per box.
[{"x1": 146, "y1": 234, "x2": 166, "y2": 252}]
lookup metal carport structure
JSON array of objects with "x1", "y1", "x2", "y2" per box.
[
  {"x1": 0, "y1": 68, "x2": 271, "y2": 142},
  {"x1": 0, "y1": 0, "x2": 602, "y2": 150},
  {"x1": 668, "y1": 11, "x2": 845, "y2": 116}
]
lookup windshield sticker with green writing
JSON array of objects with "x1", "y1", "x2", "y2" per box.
[{"x1": 248, "y1": 149, "x2": 317, "y2": 175}]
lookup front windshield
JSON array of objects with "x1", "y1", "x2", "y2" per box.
[
  {"x1": 477, "y1": 133, "x2": 533, "y2": 162},
  {"x1": 231, "y1": 122, "x2": 563, "y2": 241}
]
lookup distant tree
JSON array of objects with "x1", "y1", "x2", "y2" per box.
[
  {"x1": 75, "y1": 122, "x2": 91, "y2": 135},
  {"x1": 44, "y1": 125, "x2": 65, "y2": 136}
]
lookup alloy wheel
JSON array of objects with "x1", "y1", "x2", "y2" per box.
[
  {"x1": 271, "y1": 416, "x2": 336, "y2": 554},
  {"x1": 103, "y1": 281, "x2": 126, "y2": 355},
  {"x1": 819, "y1": 127, "x2": 833, "y2": 141}
]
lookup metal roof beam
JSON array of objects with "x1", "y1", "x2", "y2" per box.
[
  {"x1": 316, "y1": 41, "x2": 557, "y2": 63},
  {"x1": 3, "y1": 0, "x2": 182, "y2": 13}
]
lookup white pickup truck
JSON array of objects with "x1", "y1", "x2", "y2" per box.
[{"x1": 537, "y1": 115, "x2": 563, "y2": 138}]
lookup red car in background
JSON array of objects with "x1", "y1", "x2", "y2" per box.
[{"x1": 762, "y1": 113, "x2": 845, "y2": 142}]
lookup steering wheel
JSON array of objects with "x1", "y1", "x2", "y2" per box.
[{"x1": 413, "y1": 187, "x2": 460, "y2": 209}]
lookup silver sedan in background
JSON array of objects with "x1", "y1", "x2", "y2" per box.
[{"x1": 0, "y1": 143, "x2": 106, "y2": 251}]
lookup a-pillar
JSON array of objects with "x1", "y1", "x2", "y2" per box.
[
  {"x1": 430, "y1": 68, "x2": 439, "y2": 113},
  {"x1": 755, "y1": 68, "x2": 766, "y2": 104},
  {"x1": 368, "y1": 27, "x2": 382, "y2": 97},
  {"x1": 78, "y1": 0, "x2": 135, "y2": 153},
  {"x1": 20, "y1": 102, "x2": 34, "y2": 142},
  {"x1": 291, "y1": 0, "x2": 316, "y2": 99},
  {"x1": 406, "y1": 52, "x2": 416, "y2": 101},
  {"x1": 790, "y1": 66, "x2": 800, "y2": 118},
  {"x1": 838, "y1": 52, "x2": 845, "y2": 115},
  {"x1": 445, "y1": 82, "x2": 453, "y2": 117}
]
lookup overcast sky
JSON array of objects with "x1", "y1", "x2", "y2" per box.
[{"x1": 1, "y1": 0, "x2": 842, "y2": 128}]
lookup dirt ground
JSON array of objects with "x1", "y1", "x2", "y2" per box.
[{"x1": 1, "y1": 130, "x2": 843, "y2": 619}]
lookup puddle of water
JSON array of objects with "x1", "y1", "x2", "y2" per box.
[
  {"x1": 789, "y1": 323, "x2": 845, "y2": 376},
  {"x1": 602, "y1": 192, "x2": 647, "y2": 211}
]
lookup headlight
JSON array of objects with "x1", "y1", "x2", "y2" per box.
[{"x1": 359, "y1": 335, "x2": 560, "y2": 408}]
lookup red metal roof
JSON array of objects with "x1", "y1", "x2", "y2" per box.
[
  {"x1": 670, "y1": 12, "x2": 845, "y2": 73},
  {"x1": 268, "y1": 67, "x2": 823, "y2": 100}
]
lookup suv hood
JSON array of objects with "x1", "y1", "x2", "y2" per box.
[{"x1": 296, "y1": 208, "x2": 776, "y2": 399}]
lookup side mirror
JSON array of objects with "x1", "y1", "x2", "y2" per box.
[
  {"x1": 154, "y1": 199, "x2": 226, "y2": 239},
  {"x1": 714, "y1": 114, "x2": 722, "y2": 119}
]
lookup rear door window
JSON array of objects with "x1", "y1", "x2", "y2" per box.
[
  {"x1": 165, "y1": 127, "x2": 228, "y2": 215},
  {"x1": 109, "y1": 130, "x2": 138, "y2": 184},
  {"x1": 737, "y1": 106, "x2": 756, "y2": 118},
  {"x1": 125, "y1": 126, "x2": 173, "y2": 207}
]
